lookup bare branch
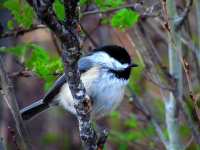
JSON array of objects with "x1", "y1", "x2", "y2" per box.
[
  {"x1": 136, "y1": 21, "x2": 176, "y2": 89},
  {"x1": 50, "y1": 32, "x2": 62, "y2": 56},
  {"x1": 0, "y1": 137, "x2": 5, "y2": 150},
  {"x1": 0, "y1": 24, "x2": 46, "y2": 39},
  {"x1": 128, "y1": 86, "x2": 169, "y2": 149},
  {"x1": 175, "y1": 0, "x2": 193, "y2": 31},
  {"x1": 79, "y1": 23, "x2": 99, "y2": 48},
  {"x1": 0, "y1": 56, "x2": 32, "y2": 149}
]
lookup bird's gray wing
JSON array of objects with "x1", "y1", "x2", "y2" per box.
[
  {"x1": 43, "y1": 55, "x2": 94, "y2": 104},
  {"x1": 43, "y1": 74, "x2": 66, "y2": 104},
  {"x1": 78, "y1": 56, "x2": 94, "y2": 73}
]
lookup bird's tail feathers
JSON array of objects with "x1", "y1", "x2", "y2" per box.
[{"x1": 20, "y1": 99, "x2": 49, "y2": 120}]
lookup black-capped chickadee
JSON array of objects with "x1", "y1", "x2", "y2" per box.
[{"x1": 20, "y1": 45, "x2": 138, "y2": 120}]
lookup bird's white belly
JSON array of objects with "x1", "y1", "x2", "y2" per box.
[
  {"x1": 55, "y1": 82, "x2": 125, "y2": 119},
  {"x1": 90, "y1": 83, "x2": 125, "y2": 118}
]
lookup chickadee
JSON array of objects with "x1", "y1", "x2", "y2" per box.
[{"x1": 20, "y1": 45, "x2": 138, "y2": 120}]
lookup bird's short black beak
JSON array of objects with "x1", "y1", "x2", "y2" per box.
[{"x1": 129, "y1": 63, "x2": 138, "y2": 68}]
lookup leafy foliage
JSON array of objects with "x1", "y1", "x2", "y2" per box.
[
  {"x1": 125, "y1": 114, "x2": 137, "y2": 128},
  {"x1": 95, "y1": 0, "x2": 124, "y2": 10},
  {"x1": 82, "y1": 0, "x2": 140, "y2": 30},
  {"x1": 80, "y1": 0, "x2": 90, "y2": 6},
  {"x1": 111, "y1": 8, "x2": 139, "y2": 30},
  {"x1": 0, "y1": 44, "x2": 28, "y2": 57},
  {"x1": 0, "y1": 44, "x2": 63, "y2": 90},
  {"x1": 26, "y1": 44, "x2": 63, "y2": 90},
  {"x1": 53, "y1": 0, "x2": 65, "y2": 21},
  {"x1": 109, "y1": 113, "x2": 157, "y2": 149},
  {"x1": 3, "y1": 0, "x2": 35, "y2": 28}
]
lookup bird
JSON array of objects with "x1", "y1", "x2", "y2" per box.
[{"x1": 20, "y1": 45, "x2": 138, "y2": 120}]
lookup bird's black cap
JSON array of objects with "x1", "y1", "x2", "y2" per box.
[{"x1": 95, "y1": 45, "x2": 132, "y2": 64}]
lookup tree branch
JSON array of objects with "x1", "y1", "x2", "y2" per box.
[
  {"x1": 128, "y1": 86, "x2": 169, "y2": 149},
  {"x1": 0, "y1": 138, "x2": 5, "y2": 150},
  {"x1": 175, "y1": 0, "x2": 193, "y2": 31},
  {"x1": 140, "y1": 4, "x2": 200, "y2": 144},
  {"x1": 0, "y1": 56, "x2": 32, "y2": 149},
  {"x1": 26, "y1": 0, "x2": 107, "y2": 149},
  {"x1": 0, "y1": 24, "x2": 46, "y2": 39},
  {"x1": 134, "y1": 21, "x2": 184, "y2": 149},
  {"x1": 81, "y1": 2, "x2": 160, "y2": 19}
]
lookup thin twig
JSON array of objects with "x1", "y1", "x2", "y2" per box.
[
  {"x1": 0, "y1": 56, "x2": 32, "y2": 149},
  {"x1": 81, "y1": 2, "x2": 160, "y2": 19},
  {"x1": 134, "y1": 21, "x2": 184, "y2": 149},
  {"x1": 8, "y1": 126, "x2": 21, "y2": 150},
  {"x1": 79, "y1": 23, "x2": 99, "y2": 48},
  {"x1": 128, "y1": 86, "x2": 169, "y2": 149},
  {"x1": 81, "y1": 3, "x2": 143, "y2": 17},
  {"x1": 0, "y1": 24, "x2": 46, "y2": 39},
  {"x1": 143, "y1": 71, "x2": 173, "y2": 91},
  {"x1": 175, "y1": 0, "x2": 193, "y2": 31},
  {"x1": 50, "y1": 32, "x2": 62, "y2": 56},
  {"x1": 179, "y1": 33, "x2": 200, "y2": 83},
  {"x1": 137, "y1": 21, "x2": 176, "y2": 88},
  {"x1": 8, "y1": 70, "x2": 32, "y2": 78},
  {"x1": 0, "y1": 137, "x2": 5, "y2": 150},
  {"x1": 160, "y1": 0, "x2": 171, "y2": 32}
]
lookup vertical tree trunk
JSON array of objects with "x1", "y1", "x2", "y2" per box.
[
  {"x1": 165, "y1": 0, "x2": 183, "y2": 150},
  {"x1": 195, "y1": 0, "x2": 200, "y2": 63}
]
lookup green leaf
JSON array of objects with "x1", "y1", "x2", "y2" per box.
[
  {"x1": 179, "y1": 124, "x2": 191, "y2": 137},
  {"x1": 22, "y1": 2, "x2": 35, "y2": 28},
  {"x1": 25, "y1": 44, "x2": 63, "y2": 90},
  {"x1": 26, "y1": 45, "x2": 50, "y2": 78},
  {"x1": 111, "y1": 8, "x2": 139, "y2": 30},
  {"x1": 7, "y1": 20, "x2": 14, "y2": 30},
  {"x1": 3, "y1": 0, "x2": 35, "y2": 28},
  {"x1": 142, "y1": 124, "x2": 156, "y2": 137},
  {"x1": 0, "y1": 44, "x2": 28, "y2": 57},
  {"x1": 53, "y1": 0, "x2": 65, "y2": 21},
  {"x1": 163, "y1": 128, "x2": 169, "y2": 140},
  {"x1": 26, "y1": 45, "x2": 50, "y2": 70},
  {"x1": 126, "y1": 131, "x2": 143, "y2": 141},
  {"x1": 119, "y1": 143, "x2": 128, "y2": 150},
  {"x1": 80, "y1": 0, "x2": 88, "y2": 6},
  {"x1": 44, "y1": 76, "x2": 56, "y2": 91},
  {"x1": 95, "y1": 0, "x2": 124, "y2": 10},
  {"x1": 101, "y1": 18, "x2": 110, "y2": 25},
  {"x1": 2, "y1": 43, "x2": 63, "y2": 91},
  {"x1": 42, "y1": 132, "x2": 60, "y2": 144},
  {"x1": 109, "y1": 111, "x2": 120, "y2": 119},
  {"x1": 125, "y1": 114, "x2": 137, "y2": 128}
]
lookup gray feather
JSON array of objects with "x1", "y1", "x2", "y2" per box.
[{"x1": 78, "y1": 57, "x2": 94, "y2": 73}]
